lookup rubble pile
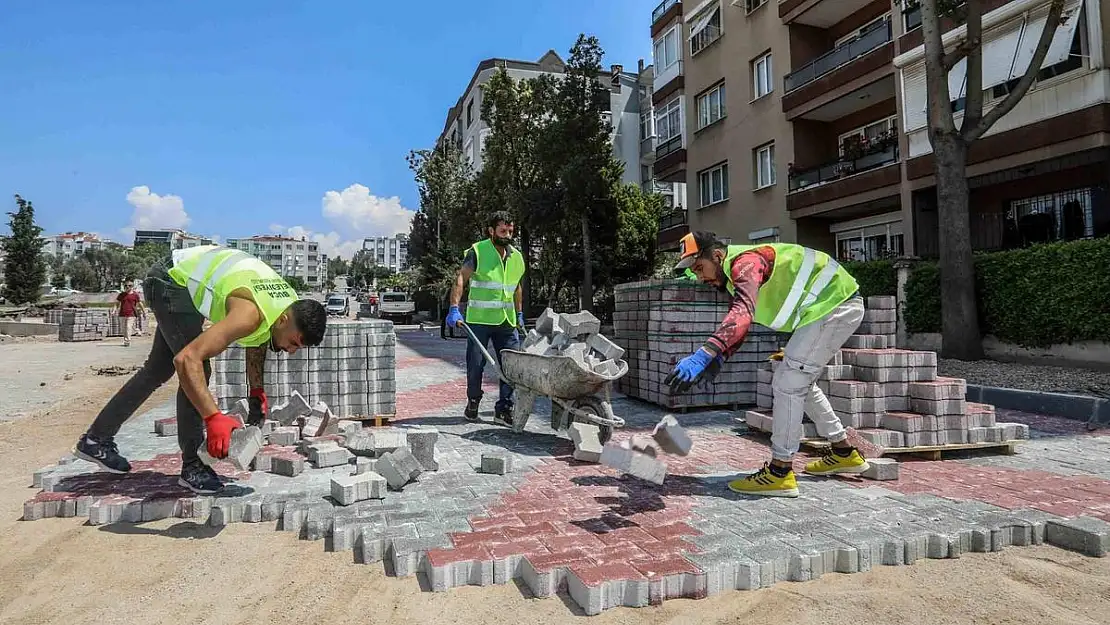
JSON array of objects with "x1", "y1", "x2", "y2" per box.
[{"x1": 521, "y1": 308, "x2": 626, "y2": 376}]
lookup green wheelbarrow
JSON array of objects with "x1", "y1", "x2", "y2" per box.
[{"x1": 459, "y1": 321, "x2": 627, "y2": 443}]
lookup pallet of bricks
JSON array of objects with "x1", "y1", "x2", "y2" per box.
[
  {"x1": 209, "y1": 320, "x2": 397, "y2": 419},
  {"x1": 57, "y1": 308, "x2": 110, "y2": 342},
  {"x1": 613, "y1": 278, "x2": 785, "y2": 410},
  {"x1": 744, "y1": 295, "x2": 1029, "y2": 456}
]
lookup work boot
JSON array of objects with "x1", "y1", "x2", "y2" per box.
[
  {"x1": 464, "y1": 399, "x2": 481, "y2": 422},
  {"x1": 74, "y1": 433, "x2": 132, "y2": 474},
  {"x1": 492, "y1": 401, "x2": 514, "y2": 428},
  {"x1": 179, "y1": 460, "x2": 223, "y2": 495},
  {"x1": 727, "y1": 463, "x2": 799, "y2": 498},
  {"x1": 804, "y1": 446, "x2": 870, "y2": 476}
]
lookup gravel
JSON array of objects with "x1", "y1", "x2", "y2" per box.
[{"x1": 939, "y1": 358, "x2": 1110, "y2": 397}]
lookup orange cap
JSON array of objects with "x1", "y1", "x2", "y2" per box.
[{"x1": 674, "y1": 232, "x2": 701, "y2": 270}]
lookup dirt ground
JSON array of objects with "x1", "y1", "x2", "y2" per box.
[{"x1": 1, "y1": 337, "x2": 1110, "y2": 625}]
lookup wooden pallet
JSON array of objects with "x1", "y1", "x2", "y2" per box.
[
  {"x1": 355, "y1": 414, "x2": 394, "y2": 427},
  {"x1": 801, "y1": 438, "x2": 1020, "y2": 460}
]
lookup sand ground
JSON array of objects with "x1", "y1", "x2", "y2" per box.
[{"x1": 1, "y1": 335, "x2": 1109, "y2": 625}]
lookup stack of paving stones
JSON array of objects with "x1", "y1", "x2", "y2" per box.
[
  {"x1": 745, "y1": 296, "x2": 1030, "y2": 449},
  {"x1": 209, "y1": 320, "x2": 397, "y2": 419},
  {"x1": 57, "y1": 308, "x2": 109, "y2": 342},
  {"x1": 613, "y1": 279, "x2": 784, "y2": 409}
]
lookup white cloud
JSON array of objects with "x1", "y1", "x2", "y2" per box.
[
  {"x1": 276, "y1": 184, "x2": 415, "y2": 261},
  {"x1": 124, "y1": 186, "x2": 190, "y2": 232}
]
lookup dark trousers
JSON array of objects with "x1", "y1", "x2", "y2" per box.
[
  {"x1": 465, "y1": 321, "x2": 520, "y2": 407},
  {"x1": 88, "y1": 262, "x2": 211, "y2": 464}
]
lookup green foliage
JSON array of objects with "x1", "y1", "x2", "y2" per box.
[
  {"x1": 843, "y1": 260, "x2": 897, "y2": 298},
  {"x1": 45, "y1": 253, "x2": 67, "y2": 289},
  {"x1": 327, "y1": 257, "x2": 349, "y2": 280},
  {"x1": 904, "y1": 261, "x2": 942, "y2": 334},
  {"x1": 283, "y1": 275, "x2": 308, "y2": 292},
  {"x1": 131, "y1": 242, "x2": 170, "y2": 267},
  {"x1": 2, "y1": 195, "x2": 47, "y2": 304}
]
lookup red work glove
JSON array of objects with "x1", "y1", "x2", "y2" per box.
[
  {"x1": 204, "y1": 411, "x2": 241, "y2": 459},
  {"x1": 248, "y1": 387, "x2": 268, "y2": 426}
]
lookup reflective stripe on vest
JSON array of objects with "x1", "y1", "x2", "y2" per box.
[{"x1": 174, "y1": 247, "x2": 260, "y2": 318}]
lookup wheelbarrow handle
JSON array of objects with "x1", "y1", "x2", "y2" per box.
[{"x1": 458, "y1": 321, "x2": 513, "y2": 386}]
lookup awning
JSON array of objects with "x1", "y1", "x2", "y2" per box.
[
  {"x1": 687, "y1": 3, "x2": 719, "y2": 40},
  {"x1": 1008, "y1": 0, "x2": 1082, "y2": 81}
]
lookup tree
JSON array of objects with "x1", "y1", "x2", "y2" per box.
[
  {"x1": 283, "y1": 275, "x2": 308, "y2": 292},
  {"x1": 327, "y1": 256, "x2": 349, "y2": 281},
  {"x1": 2, "y1": 195, "x2": 47, "y2": 304},
  {"x1": 63, "y1": 256, "x2": 97, "y2": 291},
  {"x1": 914, "y1": 0, "x2": 1068, "y2": 359},
  {"x1": 45, "y1": 253, "x2": 67, "y2": 289}
]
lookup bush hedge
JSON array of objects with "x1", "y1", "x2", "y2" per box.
[{"x1": 848, "y1": 237, "x2": 1110, "y2": 347}]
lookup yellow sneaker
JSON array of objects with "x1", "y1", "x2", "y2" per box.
[
  {"x1": 727, "y1": 464, "x2": 799, "y2": 497},
  {"x1": 804, "y1": 448, "x2": 870, "y2": 475}
]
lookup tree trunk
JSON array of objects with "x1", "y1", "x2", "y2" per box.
[
  {"x1": 933, "y1": 132, "x2": 984, "y2": 360},
  {"x1": 580, "y1": 215, "x2": 593, "y2": 312},
  {"x1": 521, "y1": 225, "x2": 532, "y2": 316}
]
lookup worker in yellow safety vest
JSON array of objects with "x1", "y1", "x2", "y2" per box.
[
  {"x1": 445, "y1": 211, "x2": 526, "y2": 427},
  {"x1": 73, "y1": 245, "x2": 328, "y2": 494},
  {"x1": 665, "y1": 232, "x2": 869, "y2": 497}
]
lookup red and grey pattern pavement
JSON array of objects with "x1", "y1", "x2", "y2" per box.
[{"x1": 21, "y1": 331, "x2": 1110, "y2": 615}]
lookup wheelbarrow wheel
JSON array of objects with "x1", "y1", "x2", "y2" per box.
[{"x1": 571, "y1": 397, "x2": 613, "y2": 445}]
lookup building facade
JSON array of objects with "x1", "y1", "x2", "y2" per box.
[
  {"x1": 438, "y1": 51, "x2": 651, "y2": 188},
  {"x1": 651, "y1": 0, "x2": 1110, "y2": 259},
  {"x1": 41, "y1": 232, "x2": 114, "y2": 259},
  {"x1": 224, "y1": 235, "x2": 325, "y2": 288},
  {"x1": 361, "y1": 234, "x2": 408, "y2": 272},
  {"x1": 132, "y1": 229, "x2": 213, "y2": 250}
]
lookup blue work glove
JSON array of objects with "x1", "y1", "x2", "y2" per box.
[
  {"x1": 664, "y1": 348, "x2": 716, "y2": 394},
  {"x1": 516, "y1": 312, "x2": 526, "y2": 330},
  {"x1": 445, "y1": 306, "x2": 464, "y2": 328}
]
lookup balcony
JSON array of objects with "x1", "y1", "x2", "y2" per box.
[
  {"x1": 640, "y1": 135, "x2": 656, "y2": 158},
  {"x1": 652, "y1": 0, "x2": 682, "y2": 29},
  {"x1": 785, "y1": 20, "x2": 892, "y2": 93},
  {"x1": 787, "y1": 138, "x2": 901, "y2": 213},
  {"x1": 643, "y1": 179, "x2": 675, "y2": 195},
  {"x1": 653, "y1": 135, "x2": 688, "y2": 183},
  {"x1": 657, "y1": 208, "x2": 689, "y2": 250},
  {"x1": 780, "y1": 0, "x2": 875, "y2": 27},
  {"x1": 652, "y1": 60, "x2": 684, "y2": 104}
]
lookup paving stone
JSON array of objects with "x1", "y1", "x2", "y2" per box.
[
  {"x1": 331, "y1": 472, "x2": 387, "y2": 506},
  {"x1": 480, "y1": 453, "x2": 512, "y2": 475},
  {"x1": 1046, "y1": 517, "x2": 1110, "y2": 557},
  {"x1": 568, "y1": 423, "x2": 603, "y2": 463},
  {"x1": 556, "y1": 310, "x2": 601, "y2": 337},
  {"x1": 154, "y1": 417, "x2": 177, "y2": 437},
  {"x1": 406, "y1": 428, "x2": 439, "y2": 471},
  {"x1": 652, "y1": 415, "x2": 692, "y2": 456},
  {"x1": 345, "y1": 427, "x2": 408, "y2": 457},
  {"x1": 271, "y1": 391, "x2": 312, "y2": 425},
  {"x1": 861, "y1": 458, "x2": 899, "y2": 481},
  {"x1": 311, "y1": 444, "x2": 351, "y2": 468},
  {"x1": 227, "y1": 426, "x2": 264, "y2": 471},
  {"x1": 586, "y1": 333, "x2": 625, "y2": 361},
  {"x1": 271, "y1": 455, "x2": 305, "y2": 477},
  {"x1": 377, "y1": 448, "x2": 424, "y2": 489}
]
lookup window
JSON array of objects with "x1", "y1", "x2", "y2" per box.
[
  {"x1": 462, "y1": 137, "x2": 474, "y2": 164},
  {"x1": 655, "y1": 97, "x2": 682, "y2": 142},
  {"x1": 752, "y1": 52, "x2": 773, "y2": 99},
  {"x1": 697, "y1": 83, "x2": 726, "y2": 129},
  {"x1": 835, "y1": 13, "x2": 891, "y2": 48},
  {"x1": 690, "y1": 5, "x2": 722, "y2": 55},
  {"x1": 991, "y1": 29, "x2": 1084, "y2": 100},
  {"x1": 698, "y1": 163, "x2": 729, "y2": 207},
  {"x1": 745, "y1": 0, "x2": 767, "y2": 14},
  {"x1": 837, "y1": 116, "x2": 898, "y2": 157},
  {"x1": 640, "y1": 110, "x2": 655, "y2": 141},
  {"x1": 754, "y1": 143, "x2": 776, "y2": 189},
  {"x1": 653, "y1": 26, "x2": 679, "y2": 69},
  {"x1": 466, "y1": 100, "x2": 474, "y2": 127},
  {"x1": 1006, "y1": 187, "x2": 1095, "y2": 246}
]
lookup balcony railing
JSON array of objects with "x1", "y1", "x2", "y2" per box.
[
  {"x1": 655, "y1": 134, "x2": 683, "y2": 159},
  {"x1": 642, "y1": 179, "x2": 675, "y2": 195},
  {"x1": 784, "y1": 19, "x2": 892, "y2": 93},
  {"x1": 652, "y1": 0, "x2": 680, "y2": 24},
  {"x1": 658, "y1": 208, "x2": 687, "y2": 231},
  {"x1": 788, "y1": 142, "x2": 899, "y2": 192},
  {"x1": 641, "y1": 136, "x2": 656, "y2": 155}
]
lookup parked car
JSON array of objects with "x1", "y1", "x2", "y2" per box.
[
  {"x1": 379, "y1": 291, "x2": 415, "y2": 325},
  {"x1": 325, "y1": 294, "x2": 349, "y2": 317}
]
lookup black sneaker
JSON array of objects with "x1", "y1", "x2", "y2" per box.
[
  {"x1": 464, "y1": 399, "x2": 481, "y2": 422},
  {"x1": 493, "y1": 403, "x2": 514, "y2": 428},
  {"x1": 74, "y1": 433, "x2": 132, "y2": 474},
  {"x1": 179, "y1": 461, "x2": 223, "y2": 495}
]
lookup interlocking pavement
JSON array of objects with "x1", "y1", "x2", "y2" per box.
[{"x1": 21, "y1": 330, "x2": 1110, "y2": 615}]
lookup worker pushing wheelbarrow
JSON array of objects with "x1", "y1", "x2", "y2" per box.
[{"x1": 458, "y1": 320, "x2": 627, "y2": 444}]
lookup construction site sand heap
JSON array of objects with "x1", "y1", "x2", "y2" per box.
[
  {"x1": 613, "y1": 279, "x2": 784, "y2": 410},
  {"x1": 743, "y1": 296, "x2": 1030, "y2": 451}
]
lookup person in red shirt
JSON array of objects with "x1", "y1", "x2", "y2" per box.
[{"x1": 116, "y1": 283, "x2": 145, "y2": 347}]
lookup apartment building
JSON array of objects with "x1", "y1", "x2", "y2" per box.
[
  {"x1": 650, "y1": 0, "x2": 1110, "y2": 260},
  {"x1": 41, "y1": 232, "x2": 114, "y2": 259},
  {"x1": 361, "y1": 234, "x2": 408, "y2": 272},
  {"x1": 438, "y1": 51, "x2": 648, "y2": 187},
  {"x1": 225, "y1": 235, "x2": 325, "y2": 288},
  {"x1": 133, "y1": 228, "x2": 213, "y2": 250},
  {"x1": 637, "y1": 60, "x2": 691, "y2": 249}
]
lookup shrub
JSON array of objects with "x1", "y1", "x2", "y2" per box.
[{"x1": 843, "y1": 259, "x2": 896, "y2": 298}]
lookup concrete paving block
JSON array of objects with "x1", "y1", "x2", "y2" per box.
[
  {"x1": 652, "y1": 415, "x2": 692, "y2": 456},
  {"x1": 998, "y1": 422, "x2": 1030, "y2": 440},
  {"x1": 345, "y1": 427, "x2": 408, "y2": 457},
  {"x1": 154, "y1": 418, "x2": 177, "y2": 437},
  {"x1": 860, "y1": 458, "x2": 899, "y2": 481},
  {"x1": 377, "y1": 447, "x2": 424, "y2": 489},
  {"x1": 857, "y1": 429, "x2": 905, "y2": 448},
  {"x1": 600, "y1": 443, "x2": 666, "y2": 484},
  {"x1": 522, "y1": 328, "x2": 543, "y2": 348},
  {"x1": 251, "y1": 452, "x2": 272, "y2": 472},
  {"x1": 1046, "y1": 517, "x2": 1110, "y2": 557},
  {"x1": 480, "y1": 452, "x2": 512, "y2": 475},
  {"x1": 406, "y1": 428, "x2": 439, "y2": 471},
  {"x1": 557, "y1": 310, "x2": 601, "y2": 337},
  {"x1": 569, "y1": 422, "x2": 603, "y2": 463},
  {"x1": 268, "y1": 426, "x2": 300, "y2": 446},
  {"x1": 311, "y1": 444, "x2": 351, "y2": 468},
  {"x1": 593, "y1": 359, "x2": 621, "y2": 377},
  {"x1": 524, "y1": 336, "x2": 552, "y2": 355},
  {"x1": 587, "y1": 333, "x2": 625, "y2": 361},
  {"x1": 354, "y1": 456, "x2": 376, "y2": 475},
  {"x1": 336, "y1": 419, "x2": 362, "y2": 437},
  {"x1": 227, "y1": 426, "x2": 264, "y2": 471},
  {"x1": 271, "y1": 391, "x2": 312, "y2": 425},
  {"x1": 535, "y1": 308, "x2": 559, "y2": 335},
  {"x1": 427, "y1": 546, "x2": 496, "y2": 592},
  {"x1": 910, "y1": 397, "x2": 966, "y2": 416},
  {"x1": 844, "y1": 335, "x2": 889, "y2": 349},
  {"x1": 867, "y1": 296, "x2": 896, "y2": 310},
  {"x1": 566, "y1": 566, "x2": 650, "y2": 615},
  {"x1": 331, "y1": 471, "x2": 388, "y2": 506},
  {"x1": 391, "y1": 535, "x2": 453, "y2": 577},
  {"x1": 628, "y1": 435, "x2": 658, "y2": 457},
  {"x1": 270, "y1": 455, "x2": 305, "y2": 477}
]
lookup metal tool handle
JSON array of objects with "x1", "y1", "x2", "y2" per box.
[{"x1": 457, "y1": 321, "x2": 513, "y2": 386}]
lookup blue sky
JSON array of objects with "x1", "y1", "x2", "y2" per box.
[{"x1": 0, "y1": 0, "x2": 652, "y2": 259}]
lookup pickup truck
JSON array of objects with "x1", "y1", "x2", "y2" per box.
[{"x1": 378, "y1": 291, "x2": 415, "y2": 325}]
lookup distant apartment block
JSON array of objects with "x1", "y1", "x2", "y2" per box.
[
  {"x1": 41, "y1": 232, "x2": 114, "y2": 259},
  {"x1": 438, "y1": 50, "x2": 650, "y2": 188},
  {"x1": 361, "y1": 234, "x2": 408, "y2": 272},
  {"x1": 133, "y1": 228, "x2": 213, "y2": 250},
  {"x1": 649, "y1": 0, "x2": 1110, "y2": 259},
  {"x1": 225, "y1": 235, "x2": 325, "y2": 287}
]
